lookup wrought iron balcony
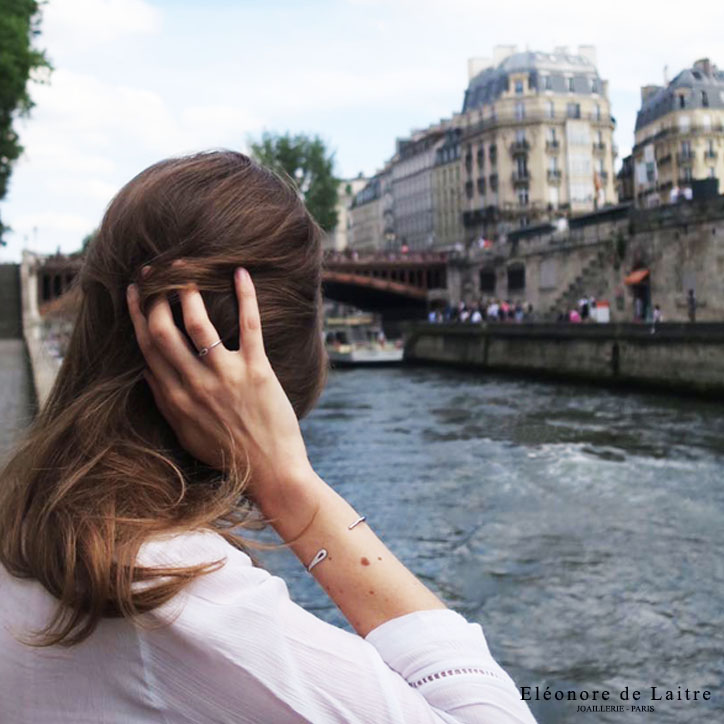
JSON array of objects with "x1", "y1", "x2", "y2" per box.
[
  {"x1": 592, "y1": 142, "x2": 606, "y2": 154},
  {"x1": 547, "y1": 169, "x2": 562, "y2": 184},
  {"x1": 705, "y1": 150, "x2": 718, "y2": 160},
  {"x1": 545, "y1": 139, "x2": 559, "y2": 153},
  {"x1": 512, "y1": 171, "x2": 530, "y2": 186},
  {"x1": 677, "y1": 150, "x2": 695, "y2": 163},
  {"x1": 509, "y1": 140, "x2": 530, "y2": 156}
]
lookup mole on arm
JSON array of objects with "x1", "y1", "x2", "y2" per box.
[{"x1": 360, "y1": 556, "x2": 370, "y2": 566}]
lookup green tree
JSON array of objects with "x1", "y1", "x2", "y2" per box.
[
  {"x1": 0, "y1": 0, "x2": 51, "y2": 243},
  {"x1": 250, "y1": 132, "x2": 339, "y2": 232}
]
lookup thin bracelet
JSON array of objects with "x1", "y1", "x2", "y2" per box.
[
  {"x1": 306, "y1": 548, "x2": 328, "y2": 572},
  {"x1": 306, "y1": 515, "x2": 367, "y2": 573},
  {"x1": 348, "y1": 515, "x2": 366, "y2": 530}
]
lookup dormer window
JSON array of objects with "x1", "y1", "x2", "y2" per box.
[
  {"x1": 515, "y1": 79, "x2": 524, "y2": 94},
  {"x1": 568, "y1": 77, "x2": 575, "y2": 92},
  {"x1": 702, "y1": 91, "x2": 709, "y2": 107}
]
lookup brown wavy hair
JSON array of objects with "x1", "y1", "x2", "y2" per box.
[{"x1": 0, "y1": 150, "x2": 328, "y2": 646}]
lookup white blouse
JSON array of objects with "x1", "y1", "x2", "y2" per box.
[{"x1": 0, "y1": 529, "x2": 536, "y2": 723}]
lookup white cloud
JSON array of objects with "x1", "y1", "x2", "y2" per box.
[{"x1": 42, "y1": 0, "x2": 160, "y2": 47}]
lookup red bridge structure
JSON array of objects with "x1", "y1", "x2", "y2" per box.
[{"x1": 322, "y1": 251, "x2": 448, "y2": 317}]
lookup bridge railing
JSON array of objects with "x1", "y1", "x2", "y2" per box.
[{"x1": 324, "y1": 250, "x2": 448, "y2": 265}]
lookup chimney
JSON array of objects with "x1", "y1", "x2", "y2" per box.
[
  {"x1": 693, "y1": 58, "x2": 712, "y2": 76},
  {"x1": 578, "y1": 45, "x2": 597, "y2": 66},
  {"x1": 493, "y1": 45, "x2": 517, "y2": 65},
  {"x1": 641, "y1": 85, "x2": 662, "y2": 103},
  {"x1": 467, "y1": 57, "x2": 493, "y2": 80}
]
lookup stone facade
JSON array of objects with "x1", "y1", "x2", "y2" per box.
[
  {"x1": 445, "y1": 196, "x2": 724, "y2": 322},
  {"x1": 460, "y1": 45, "x2": 617, "y2": 245},
  {"x1": 632, "y1": 59, "x2": 724, "y2": 207},
  {"x1": 390, "y1": 122, "x2": 448, "y2": 251},
  {"x1": 433, "y1": 126, "x2": 464, "y2": 250},
  {"x1": 326, "y1": 176, "x2": 368, "y2": 251}
]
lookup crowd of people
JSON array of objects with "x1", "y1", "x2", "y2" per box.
[
  {"x1": 428, "y1": 299, "x2": 535, "y2": 324},
  {"x1": 556, "y1": 295, "x2": 599, "y2": 324}
]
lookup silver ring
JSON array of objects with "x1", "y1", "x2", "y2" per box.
[{"x1": 197, "y1": 338, "x2": 223, "y2": 357}]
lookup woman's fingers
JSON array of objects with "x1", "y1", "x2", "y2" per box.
[
  {"x1": 177, "y1": 283, "x2": 229, "y2": 369},
  {"x1": 235, "y1": 267, "x2": 266, "y2": 363},
  {"x1": 127, "y1": 284, "x2": 183, "y2": 388},
  {"x1": 146, "y1": 293, "x2": 209, "y2": 381}
]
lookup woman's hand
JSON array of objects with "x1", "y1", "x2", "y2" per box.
[{"x1": 126, "y1": 266, "x2": 314, "y2": 502}]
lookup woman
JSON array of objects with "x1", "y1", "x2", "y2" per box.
[{"x1": 0, "y1": 151, "x2": 535, "y2": 723}]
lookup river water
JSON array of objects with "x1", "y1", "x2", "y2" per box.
[
  {"x1": 259, "y1": 366, "x2": 724, "y2": 724},
  {"x1": 2, "y1": 350, "x2": 722, "y2": 722}
]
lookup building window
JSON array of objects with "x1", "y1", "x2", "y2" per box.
[
  {"x1": 544, "y1": 75, "x2": 552, "y2": 91},
  {"x1": 702, "y1": 91, "x2": 709, "y2": 107},
  {"x1": 480, "y1": 268, "x2": 496, "y2": 293},
  {"x1": 465, "y1": 181, "x2": 473, "y2": 199},
  {"x1": 515, "y1": 102, "x2": 525, "y2": 121},
  {"x1": 515, "y1": 79, "x2": 524, "y2": 94},
  {"x1": 516, "y1": 156, "x2": 528, "y2": 177},
  {"x1": 549, "y1": 155, "x2": 558, "y2": 171},
  {"x1": 595, "y1": 104, "x2": 601, "y2": 121},
  {"x1": 515, "y1": 128, "x2": 526, "y2": 143},
  {"x1": 477, "y1": 145, "x2": 484, "y2": 167},
  {"x1": 567, "y1": 103, "x2": 581, "y2": 119},
  {"x1": 549, "y1": 127, "x2": 557, "y2": 142},
  {"x1": 489, "y1": 144, "x2": 497, "y2": 164},
  {"x1": 489, "y1": 173, "x2": 499, "y2": 191},
  {"x1": 507, "y1": 265, "x2": 525, "y2": 291},
  {"x1": 683, "y1": 166, "x2": 693, "y2": 182},
  {"x1": 568, "y1": 77, "x2": 575, "y2": 92},
  {"x1": 477, "y1": 177, "x2": 486, "y2": 194},
  {"x1": 591, "y1": 78, "x2": 599, "y2": 93},
  {"x1": 710, "y1": 167, "x2": 717, "y2": 178},
  {"x1": 546, "y1": 101, "x2": 555, "y2": 118},
  {"x1": 678, "y1": 94, "x2": 686, "y2": 109},
  {"x1": 517, "y1": 188, "x2": 529, "y2": 206}
]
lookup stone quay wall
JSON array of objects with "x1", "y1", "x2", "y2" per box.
[
  {"x1": 20, "y1": 251, "x2": 63, "y2": 410},
  {"x1": 405, "y1": 322, "x2": 724, "y2": 395},
  {"x1": 445, "y1": 197, "x2": 724, "y2": 323}
]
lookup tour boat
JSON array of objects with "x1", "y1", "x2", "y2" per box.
[{"x1": 324, "y1": 314, "x2": 404, "y2": 366}]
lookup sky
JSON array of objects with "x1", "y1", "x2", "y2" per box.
[{"x1": 1, "y1": 0, "x2": 723, "y2": 261}]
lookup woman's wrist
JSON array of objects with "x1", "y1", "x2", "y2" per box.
[{"x1": 253, "y1": 464, "x2": 327, "y2": 532}]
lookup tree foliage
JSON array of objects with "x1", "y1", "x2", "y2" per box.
[
  {"x1": 250, "y1": 132, "x2": 339, "y2": 232},
  {"x1": 0, "y1": 0, "x2": 51, "y2": 240}
]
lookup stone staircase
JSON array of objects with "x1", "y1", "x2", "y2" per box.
[
  {"x1": 547, "y1": 249, "x2": 609, "y2": 318},
  {"x1": 0, "y1": 264, "x2": 22, "y2": 338}
]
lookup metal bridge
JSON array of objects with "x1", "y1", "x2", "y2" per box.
[{"x1": 322, "y1": 251, "x2": 448, "y2": 315}]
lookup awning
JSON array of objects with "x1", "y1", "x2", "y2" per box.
[{"x1": 624, "y1": 268, "x2": 650, "y2": 285}]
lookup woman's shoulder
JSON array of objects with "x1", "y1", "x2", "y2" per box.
[{"x1": 137, "y1": 527, "x2": 253, "y2": 571}]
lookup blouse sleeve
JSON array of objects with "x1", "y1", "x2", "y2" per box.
[{"x1": 137, "y1": 530, "x2": 536, "y2": 724}]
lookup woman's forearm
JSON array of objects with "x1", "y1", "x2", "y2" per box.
[{"x1": 256, "y1": 468, "x2": 447, "y2": 637}]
